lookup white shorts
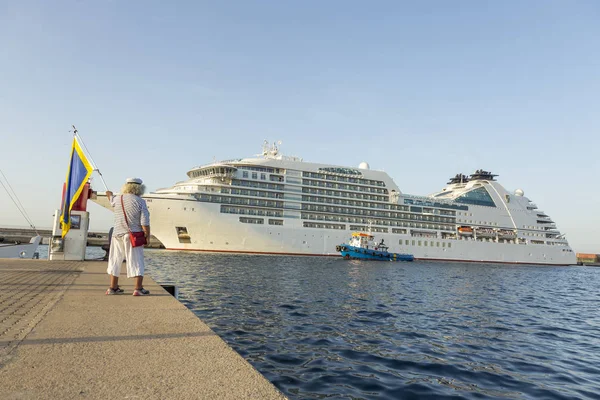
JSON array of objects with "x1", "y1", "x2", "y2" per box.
[{"x1": 106, "y1": 234, "x2": 145, "y2": 278}]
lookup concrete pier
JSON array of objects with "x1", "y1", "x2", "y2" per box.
[{"x1": 0, "y1": 259, "x2": 286, "y2": 399}]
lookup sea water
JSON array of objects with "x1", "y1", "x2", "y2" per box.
[{"x1": 145, "y1": 251, "x2": 600, "y2": 400}]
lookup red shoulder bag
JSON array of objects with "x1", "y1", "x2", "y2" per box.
[{"x1": 121, "y1": 196, "x2": 147, "y2": 247}]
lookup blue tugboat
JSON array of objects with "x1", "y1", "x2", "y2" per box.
[{"x1": 336, "y1": 232, "x2": 414, "y2": 262}]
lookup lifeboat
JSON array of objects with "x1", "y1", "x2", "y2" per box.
[
  {"x1": 475, "y1": 228, "x2": 495, "y2": 238},
  {"x1": 457, "y1": 226, "x2": 473, "y2": 236},
  {"x1": 498, "y1": 230, "x2": 517, "y2": 239}
]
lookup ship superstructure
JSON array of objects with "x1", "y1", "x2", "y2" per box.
[{"x1": 126, "y1": 141, "x2": 575, "y2": 265}]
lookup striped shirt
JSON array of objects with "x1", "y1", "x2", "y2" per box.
[{"x1": 110, "y1": 194, "x2": 150, "y2": 237}]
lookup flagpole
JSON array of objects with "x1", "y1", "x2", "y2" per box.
[{"x1": 72, "y1": 125, "x2": 110, "y2": 192}]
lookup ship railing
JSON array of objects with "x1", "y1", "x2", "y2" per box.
[
  {"x1": 207, "y1": 171, "x2": 236, "y2": 179},
  {"x1": 190, "y1": 159, "x2": 244, "y2": 170}
]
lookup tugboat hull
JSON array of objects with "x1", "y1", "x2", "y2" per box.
[{"x1": 336, "y1": 245, "x2": 414, "y2": 262}]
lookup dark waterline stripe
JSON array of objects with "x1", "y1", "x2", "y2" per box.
[{"x1": 163, "y1": 247, "x2": 574, "y2": 266}]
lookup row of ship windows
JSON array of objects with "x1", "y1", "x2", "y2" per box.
[
  {"x1": 231, "y1": 180, "x2": 284, "y2": 191},
  {"x1": 454, "y1": 220, "x2": 555, "y2": 232},
  {"x1": 458, "y1": 219, "x2": 499, "y2": 226},
  {"x1": 318, "y1": 167, "x2": 362, "y2": 175},
  {"x1": 305, "y1": 199, "x2": 458, "y2": 221},
  {"x1": 191, "y1": 166, "x2": 237, "y2": 177},
  {"x1": 303, "y1": 196, "x2": 395, "y2": 209},
  {"x1": 301, "y1": 213, "x2": 454, "y2": 230},
  {"x1": 524, "y1": 232, "x2": 548, "y2": 237},
  {"x1": 303, "y1": 179, "x2": 388, "y2": 194},
  {"x1": 222, "y1": 190, "x2": 413, "y2": 207},
  {"x1": 239, "y1": 217, "x2": 283, "y2": 225},
  {"x1": 241, "y1": 171, "x2": 285, "y2": 182},
  {"x1": 402, "y1": 240, "x2": 453, "y2": 248},
  {"x1": 176, "y1": 185, "x2": 200, "y2": 191},
  {"x1": 350, "y1": 225, "x2": 389, "y2": 233},
  {"x1": 383, "y1": 221, "x2": 453, "y2": 230},
  {"x1": 243, "y1": 171, "x2": 263, "y2": 180},
  {"x1": 239, "y1": 166, "x2": 282, "y2": 174},
  {"x1": 221, "y1": 206, "x2": 455, "y2": 233},
  {"x1": 208, "y1": 185, "x2": 458, "y2": 217},
  {"x1": 301, "y1": 222, "x2": 450, "y2": 235},
  {"x1": 221, "y1": 206, "x2": 284, "y2": 217},
  {"x1": 195, "y1": 194, "x2": 283, "y2": 208},
  {"x1": 423, "y1": 208, "x2": 457, "y2": 217},
  {"x1": 303, "y1": 195, "x2": 403, "y2": 210},
  {"x1": 301, "y1": 204, "x2": 455, "y2": 223},
  {"x1": 352, "y1": 227, "x2": 408, "y2": 234},
  {"x1": 523, "y1": 225, "x2": 547, "y2": 230},
  {"x1": 302, "y1": 188, "x2": 388, "y2": 202},
  {"x1": 222, "y1": 188, "x2": 282, "y2": 199},
  {"x1": 303, "y1": 171, "x2": 386, "y2": 187},
  {"x1": 303, "y1": 204, "x2": 399, "y2": 217},
  {"x1": 302, "y1": 223, "x2": 406, "y2": 234},
  {"x1": 303, "y1": 222, "x2": 346, "y2": 230},
  {"x1": 196, "y1": 193, "x2": 457, "y2": 223}
]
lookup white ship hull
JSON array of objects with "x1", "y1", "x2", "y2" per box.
[{"x1": 148, "y1": 197, "x2": 575, "y2": 265}]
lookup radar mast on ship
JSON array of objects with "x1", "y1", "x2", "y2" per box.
[
  {"x1": 259, "y1": 140, "x2": 303, "y2": 162},
  {"x1": 470, "y1": 170, "x2": 498, "y2": 181},
  {"x1": 261, "y1": 140, "x2": 282, "y2": 159},
  {"x1": 447, "y1": 173, "x2": 469, "y2": 185}
]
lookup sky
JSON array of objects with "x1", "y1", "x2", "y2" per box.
[{"x1": 0, "y1": 1, "x2": 599, "y2": 253}]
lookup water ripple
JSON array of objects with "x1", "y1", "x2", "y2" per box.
[{"x1": 146, "y1": 251, "x2": 600, "y2": 400}]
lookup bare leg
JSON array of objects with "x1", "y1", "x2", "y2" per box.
[
  {"x1": 110, "y1": 275, "x2": 119, "y2": 289},
  {"x1": 134, "y1": 276, "x2": 144, "y2": 290}
]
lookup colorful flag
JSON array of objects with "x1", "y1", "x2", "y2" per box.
[{"x1": 60, "y1": 137, "x2": 93, "y2": 237}]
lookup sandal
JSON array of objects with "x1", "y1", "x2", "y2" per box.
[
  {"x1": 106, "y1": 286, "x2": 124, "y2": 295},
  {"x1": 132, "y1": 287, "x2": 150, "y2": 296}
]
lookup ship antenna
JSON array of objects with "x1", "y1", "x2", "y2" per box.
[{"x1": 262, "y1": 139, "x2": 269, "y2": 157}]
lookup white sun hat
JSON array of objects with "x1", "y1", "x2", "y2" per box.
[{"x1": 125, "y1": 177, "x2": 143, "y2": 184}]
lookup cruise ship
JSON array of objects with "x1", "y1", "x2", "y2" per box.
[{"x1": 100, "y1": 142, "x2": 576, "y2": 265}]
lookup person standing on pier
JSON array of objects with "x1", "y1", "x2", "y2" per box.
[{"x1": 105, "y1": 178, "x2": 151, "y2": 296}]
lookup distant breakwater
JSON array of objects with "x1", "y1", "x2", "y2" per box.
[{"x1": 0, "y1": 227, "x2": 164, "y2": 248}]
